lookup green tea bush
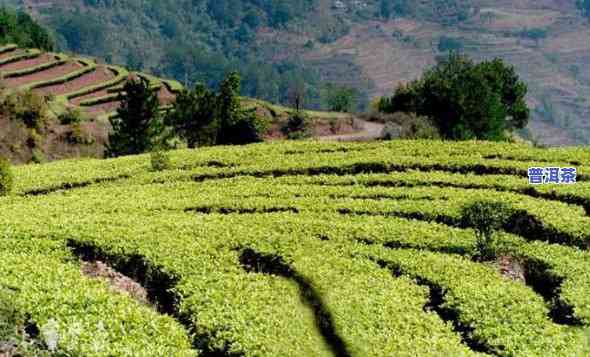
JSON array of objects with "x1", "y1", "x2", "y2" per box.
[
  {"x1": 461, "y1": 201, "x2": 512, "y2": 261},
  {"x1": 0, "y1": 156, "x2": 13, "y2": 196},
  {"x1": 30, "y1": 149, "x2": 45, "y2": 164},
  {"x1": 150, "y1": 150, "x2": 172, "y2": 171},
  {"x1": 0, "y1": 288, "x2": 51, "y2": 356}
]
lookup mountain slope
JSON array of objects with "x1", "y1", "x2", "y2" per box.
[{"x1": 5, "y1": 0, "x2": 590, "y2": 145}]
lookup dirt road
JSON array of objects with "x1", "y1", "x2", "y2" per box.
[{"x1": 318, "y1": 119, "x2": 384, "y2": 141}]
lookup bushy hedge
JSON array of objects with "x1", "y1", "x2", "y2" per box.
[{"x1": 0, "y1": 156, "x2": 13, "y2": 196}]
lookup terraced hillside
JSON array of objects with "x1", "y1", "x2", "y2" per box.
[
  {"x1": 1, "y1": 140, "x2": 590, "y2": 355},
  {"x1": 0, "y1": 44, "x2": 183, "y2": 120}
]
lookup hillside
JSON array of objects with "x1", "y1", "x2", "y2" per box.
[
  {"x1": 1, "y1": 140, "x2": 590, "y2": 355},
  {"x1": 0, "y1": 43, "x2": 182, "y2": 163},
  {"x1": 0, "y1": 44, "x2": 370, "y2": 163},
  {"x1": 5, "y1": 0, "x2": 589, "y2": 146}
]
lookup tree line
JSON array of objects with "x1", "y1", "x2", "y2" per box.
[
  {"x1": 108, "y1": 72, "x2": 267, "y2": 157},
  {"x1": 0, "y1": 7, "x2": 53, "y2": 50}
]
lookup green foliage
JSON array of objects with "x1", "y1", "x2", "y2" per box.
[
  {"x1": 322, "y1": 84, "x2": 358, "y2": 113},
  {"x1": 382, "y1": 0, "x2": 470, "y2": 24},
  {"x1": 42, "y1": 1, "x2": 328, "y2": 109},
  {"x1": 0, "y1": 90, "x2": 48, "y2": 129},
  {"x1": 380, "y1": 53, "x2": 530, "y2": 141},
  {"x1": 30, "y1": 148, "x2": 45, "y2": 164},
  {"x1": 65, "y1": 124, "x2": 94, "y2": 145},
  {"x1": 282, "y1": 110, "x2": 312, "y2": 139},
  {"x1": 217, "y1": 71, "x2": 243, "y2": 144},
  {"x1": 216, "y1": 71, "x2": 267, "y2": 145},
  {"x1": 0, "y1": 7, "x2": 53, "y2": 50},
  {"x1": 0, "y1": 156, "x2": 13, "y2": 196},
  {"x1": 165, "y1": 84, "x2": 218, "y2": 148},
  {"x1": 2, "y1": 140, "x2": 590, "y2": 355},
  {"x1": 108, "y1": 78, "x2": 163, "y2": 157},
  {"x1": 167, "y1": 71, "x2": 267, "y2": 147},
  {"x1": 150, "y1": 150, "x2": 172, "y2": 171},
  {"x1": 379, "y1": 112, "x2": 441, "y2": 140},
  {"x1": 461, "y1": 201, "x2": 512, "y2": 260},
  {"x1": 58, "y1": 106, "x2": 84, "y2": 125}
]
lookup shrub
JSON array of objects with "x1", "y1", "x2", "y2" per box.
[
  {"x1": 381, "y1": 122, "x2": 402, "y2": 140},
  {"x1": 378, "y1": 112, "x2": 441, "y2": 140},
  {"x1": 66, "y1": 124, "x2": 94, "y2": 145},
  {"x1": 150, "y1": 150, "x2": 172, "y2": 171},
  {"x1": 1, "y1": 90, "x2": 48, "y2": 129},
  {"x1": 222, "y1": 109, "x2": 268, "y2": 145},
  {"x1": 31, "y1": 149, "x2": 45, "y2": 164},
  {"x1": 58, "y1": 106, "x2": 84, "y2": 125},
  {"x1": 399, "y1": 114, "x2": 441, "y2": 139},
  {"x1": 321, "y1": 84, "x2": 358, "y2": 113},
  {"x1": 0, "y1": 156, "x2": 14, "y2": 196},
  {"x1": 461, "y1": 201, "x2": 512, "y2": 261},
  {"x1": 282, "y1": 111, "x2": 311, "y2": 140}
]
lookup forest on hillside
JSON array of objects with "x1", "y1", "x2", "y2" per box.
[
  {"x1": 2, "y1": 0, "x2": 590, "y2": 145},
  {"x1": 0, "y1": 0, "x2": 478, "y2": 112}
]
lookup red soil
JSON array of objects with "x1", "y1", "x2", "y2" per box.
[
  {"x1": 84, "y1": 101, "x2": 121, "y2": 114},
  {"x1": 82, "y1": 261, "x2": 149, "y2": 304},
  {"x1": 81, "y1": 86, "x2": 176, "y2": 115},
  {"x1": 5, "y1": 61, "x2": 82, "y2": 87},
  {"x1": 35, "y1": 65, "x2": 116, "y2": 97},
  {"x1": 76, "y1": 83, "x2": 175, "y2": 107},
  {"x1": 0, "y1": 48, "x2": 21, "y2": 61},
  {"x1": 0, "y1": 53, "x2": 54, "y2": 71},
  {"x1": 70, "y1": 88, "x2": 114, "y2": 106},
  {"x1": 158, "y1": 86, "x2": 175, "y2": 105}
]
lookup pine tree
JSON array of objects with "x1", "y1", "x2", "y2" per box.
[
  {"x1": 216, "y1": 71, "x2": 242, "y2": 145},
  {"x1": 108, "y1": 78, "x2": 162, "y2": 156}
]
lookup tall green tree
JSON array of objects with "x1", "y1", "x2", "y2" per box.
[
  {"x1": 108, "y1": 78, "x2": 162, "y2": 156},
  {"x1": 322, "y1": 84, "x2": 358, "y2": 113},
  {"x1": 164, "y1": 83, "x2": 218, "y2": 148},
  {"x1": 216, "y1": 71, "x2": 243, "y2": 144},
  {"x1": 0, "y1": 8, "x2": 53, "y2": 50},
  {"x1": 380, "y1": 53, "x2": 530, "y2": 141}
]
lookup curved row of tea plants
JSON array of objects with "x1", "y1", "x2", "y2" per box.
[{"x1": 1, "y1": 140, "x2": 589, "y2": 356}]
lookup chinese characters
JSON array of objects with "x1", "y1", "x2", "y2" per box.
[{"x1": 528, "y1": 167, "x2": 577, "y2": 185}]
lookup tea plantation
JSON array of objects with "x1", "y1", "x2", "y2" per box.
[{"x1": 1, "y1": 140, "x2": 590, "y2": 356}]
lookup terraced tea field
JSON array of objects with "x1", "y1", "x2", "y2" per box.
[
  {"x1": 1, "y1": 140, "x2": 590, "y2": 356},
  {"x1": 0, "y1": 44, "x2": 182, "y2": 120}
]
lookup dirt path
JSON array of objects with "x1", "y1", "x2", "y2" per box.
[{"x1": 318, "y1": 119, "x2": 384, "y2": 141}]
